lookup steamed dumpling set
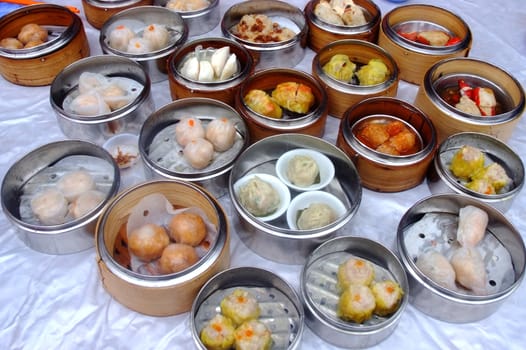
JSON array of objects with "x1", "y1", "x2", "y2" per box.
[
  {"x1": 0, "y1": 23, "x2": 48, "y2": 50},
  {"x1": 108, "y1": 22, "x2": 171, "y2": 54},
  {"x1": 323, "y1": 54, "x2": 391, "y2": 86},
  {"x1": 200, "y1": 288, "x2": 273, "y2": 350},
  {"x1": 165, "y1": 0, "x2": 210, "y2": 11},
  {"x1": 336, "y1": 256, "x2": 404, "y2": 323},
  {"x1": 231, "y1": 14, "x2": 296, "y2": 43},
  {"x1": 178, "y1": 45, "x2": 239, "y2": 82},
  {"x1": 314, "y1": 0, "x2": 367, "y2": 26}
]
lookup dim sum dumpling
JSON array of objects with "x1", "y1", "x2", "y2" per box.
[
  {"x1": 287, "y1": 155, "x2": 320, "y2": 187},
  {"x1": 337, "y1": 256, "x2": 375, "y2": 289},
  {"x1": 210, "y1": 46, "x2": 230, "y2": 78},
  {"x1": 183, "y1": 138, "x2": 214, "y2": 169},
  {"x1": 30, "y1": 188, "x2": 69, "y2": 225},
  {"x1": 205, "y1": 117, "x2": 236, "y2": 152},
  {"x1": 98, "y1": 82, "x2": 135, "y2": 111},
  {"x1": 166, "y1": 0, "x2": 209, "y2": 11},
  {"x1": 158, "y1": 243, "x2": 199, "y2": 274},
  {"x1": 175, "y1": 117, "x2": 205, "y2": 146},
  {"x1": 56, "y1": 170, "x2": 96, "y2": 202},
  {"x1": 296, "y1": 202, "x2": 335, "y2": 230},
  {"x1": 371, "y1": 280, "x2": 404, "y2": 316},
  {"x1": 142, "y1": 23, "x2": 169, "y2": 51},
  {"x1": 234, "y1": 319, "x2": 272, "y2": 350},
  {"x1": 322, "y1": 54, "x2": 356, "y2": 82},
  {"x1": 355, "y1": 58, "x2": 390, "y2": 86},
  {"x1": 341, "y1": 3, "x2": 367, "y2": 26},
  {"x1": 78, "y1": 72, "x2": 109, "y2": 95},
  {"x1": 0, "y1": 37, "x2": 24, "y2": 49},
  {"x1": 314, "y1": 1, "x2": 344, "y2": 25},
  {"x1": 68, "y1": 91, "x2": 111, "y2": 116},
  {"x1": 69, "y1": 190, "x2": 106, "y2": 219},
  {"x1": 238, "y1": 176, "x2": 280, "y2": 217},
  {"x1": 449, "y1": 145, "x2": 485, "y2": 180},
  {"x1": 219, "y1": 53, "x2": 238, "y2": 80},
  {"x1": 200, "y1": 314, "x2": 236, "y2": 350},
  {"x1": 198, "y1": 60, "x2": 215, "y2": 82},
  {"x1": 244, "y1": 89, "x2": 282, "y2": 119},
  {"x1": 450, "y1": 246, "x2": 488, "y2": 295},
  {"x1": 220, "y1": 289, "x2": 260, "y2": 326},
  {"x1": 456, "y1": 205, "x2": 488, "y2": 248},
  {"x1": 108, "y1": 24, "x2": 136, "y2": 52},
  {"x1": 179, "y1": 55, "x2": 200, "y2": 81},
  {"x1": 128, "y1": 223, "x2": 170, "y2": 262},
  {"x1": 415, "y1": 250, "x2": 457, "y2": 290},
  {"x1": 471, "y1": 162, "x2": 511, "y2": 192},
  {"x1": 338, "y1": 284, "x2": 376, "y2": 323},
  {"x1": 168, "y1": 212, "x2": 207, "y2": 246},
  {"x1": 126, "y1": 37, "x2": 152, "y2": 54},
  {"x1": 17, "y1": 23, "x2": 48, "y2": 45},
  {"x1": 271, "y1": 82, "x2": 315, "y2": 114}
]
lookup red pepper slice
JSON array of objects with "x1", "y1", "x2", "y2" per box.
[
  {"x1": 458, "y1": 79, "x2": 474, "y2": 99},
  {"x1": 397, "y1": 31, "x2": 417, "y2": 42},
  {"x1": 446, "y1": 36, "x2": 462, "y2": 46}
]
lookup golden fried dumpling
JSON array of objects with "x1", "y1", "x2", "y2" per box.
[
  {"x1": 128, "y1": 223, "x2": 170, "y2": 262},
  {"x1": 17, "y1": 23, "x2": 48, "y2": 45},
  {"x1": 271, "y1": 82, "x2": 315, "y2": 114},
  {"x1": 338, "y1": 284, "x2": 376, "y2": 323},
  {"x1": 168, "y1": 212, "x2": 207, "y2": 246},
  {"x1": 0, "y1": 37, "x2": 24, "y2": 49},
  {"x1": 322, "y1": 54, "x2": 356, "y2": 83},
  {"x1": 371, "y1": 280, "x2": 404, "y2": 316},
  {"x1": 355, "y1": 58, "x2": 390, "y2": 86},
  {"x1": 244, "y1": 89, "x2": 282, "y2": 119},
  {"x1": 200, "y1": 314, "x2": 236, "y2": 350},
  {"x1": 449, "y1": 145, "x2": 485, "y2": 180},
  {"x1": 158, "y1": 243, "x2": 199, "y2": 274}
]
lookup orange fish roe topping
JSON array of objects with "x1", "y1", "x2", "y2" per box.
[
  {"x1": 188, "y1": 119, "x2": 195, "y2": 127},
  {"x1": 147, "y1": 24, "x2": 155, "y2": 31}
]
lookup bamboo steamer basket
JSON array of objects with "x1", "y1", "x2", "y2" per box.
[
  {"x1": 311, "y1": 39, "x2": 399, "y2": 119},
  {"x1": 95, "y1": 180, "x2": 230, "y2": 316},
  {"x1": 337, "y1": 97, "x2": 437, "y2": 192},
  {"x1": 377, "y1": 4, "x2": 471, "y2": 85},
  {"x1": 167, "y1": 37, "x2": 254, "y2": 106},
  {"x1": 0, "y1": 4, "x2": 90, "y2": 86},
  {"x1": 414, "y1": 57, "x2": 525, "y2": 144},
  {"x1": 304, "y1": 0, "x2": 381, "y2": 52},
  {"x1": 235, "y1": 68, "x2": 328, "y2": 144},
  {"x1": 82, "y1": 0, "x2": 153, "y2": 29}
]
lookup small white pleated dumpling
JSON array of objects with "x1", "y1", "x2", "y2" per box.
[
  {"x1": 78, "y1": 72, "x2": 109, "y2": 94},
  {"x1": 56, "y1": 170, "x2": 97, "y2": 202},
  {"x1": 183, "y1": 138, "x2": 214, "y2": 169},
  {"x1": 99, "y1": 83, "x2": 132, "y2": 111},
  {"x1": 456, "y1": 205, "x2": 489, "y2": 248},
  {"x1": 198, "y1": 60, "x2": 215, "y2": 82},
  {"x1": 175, "y1": 116, "x2": 205, "y2": 146},
  {"x1": 180, "y1": 55, "x2": 200, "y2": 80},
  {"x1": 210, "y1": 46, "x2": 230, "y2": 78},
  {"x1": 416, "y1": 250, "x2": 457, "y2": 291},
  {"x1": 70, "y1": 190, "x2": 106, "y2": 219},
  {"x1": 219, "y1": 53, "x2": 238, "y2": 80},
  {"x1": 142, "y1": 23, "x2": 169, "y2": 51},
  {"x1": 30, "y1": 188, "x2": 69, "y2": 225},
  {"x1": 108, "y1": 24, "x2": 136, "y2": 52},
  {"x1": 126, "y1": 37, "x2": 152, "y2": 54},
  {"x1": 205, "y1": 117, "x2": 236, "y2": 152},
  {"x1": 68, "y1": 91, "x2": 111, "y2": 116},
  {"x1": 450, "y1": 246, "x2": 488, "y2": 295}
]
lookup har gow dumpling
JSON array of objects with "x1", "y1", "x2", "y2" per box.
[
  {"x1": 30, "y1": 188, "x2": 69, "y2": 225},
  {"x1": 126, "y1": 37, "x2": 152, "y2": 54},
  {"x1": 183, "y1": 138, "x2": 214, "y2": 169},
  {"x1": 142, "y1": 23, "x2": 169, "y2": 51},
  {"x1": 78, "y1": 72, "x2": 109, "y2": 95},
  {"x1": 450, "y1": 246, "x2": 488, "y2": 295},
  {"x1": 456, "y1": 205, "x2": 488, "y2": 248},
  {"x1": 68, "y1": 91, "x2": 111, "y2": 116},
  {"x1": 99, "y1": 83, "x2": 131, "y2": 111},
  {"x1": 175, "y1": 117, "x2": 205, "y2": 146},
  {"x1": 70, "y1": 190, "x2": 106, "y2": 219},
  {"x1": 205, "y1": 117, "x2": 236, "y2": 152},
  {"x1": 415, "y1": 250, "x2": 457, "y2": 291},
  {"x1": 108, "y1": 24, "x2": 136, "y2": 52},
  {"x1": 56, "y1": 170, "x2": 97, "y2": 202}
]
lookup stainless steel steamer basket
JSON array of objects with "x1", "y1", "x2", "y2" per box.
[
  {"x1": 50, "y1": 55, "x2": 155, "y2": 145},
  {"x1": 155, "y1": 0, "x2": 220, "y2": 37},
  {"x1": 1, "y1": 140, "x2": 120, "y2": 254},
  {"x1": 397, "y1": 194, "x2": 526, "y2": 323},
  {"x1": 229, "y1": 134, "x2": 362, "y2": 265},
  {"x1": 191, "y1": 266, "x2": 305, "y2": 349}
]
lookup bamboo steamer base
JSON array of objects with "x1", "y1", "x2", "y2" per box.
[
  {"x1": 168, "y1": 81, "x2": 240, "y2": 106},
  {"x1": 82, "y1": 0, "x2": 153, "y2": 29},
  {"x1": 95, "y1": 181, "x2": 230, "y2": 316}
]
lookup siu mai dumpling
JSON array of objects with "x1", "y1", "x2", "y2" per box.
[
  {"x1": 337, "y1": 256, "x2": 375, "y2": 289},
  {"x1": 472, "y1": 162, "x2": 511, "y2": 192},
  {"x1": 234, "y1": 319, "x2": 272, "y2": 350},
  {"x1": 355, "y1": 58, "x2": 390, "y2": 86},
  {"x1": 220, "y1": 289, "x2": 260, "y2": 326},
  {"x1": 271, "y1": 82, "x2": 315, "y2": 114},
  {"x1": 449, "y1": 145, "x2": 485, "y2": 180},
  {"x1": 371, "y1": 280, "x2": 404, "y2": 316},
  {"x1": 244, "y1": 89, "x2": 282, "y2": 119},
  {"x1": 450, "y1": 246, "x2": 488, "y2": 295},
  {"x1": 322, "y1": 54, "x2": 356, "y2": 83},
  {"x1": 338, "y1": 284, "x2": 376, "y2": 323},
  {"x1": 200, "y1": 314, "x2": 236, "y2": 350}
]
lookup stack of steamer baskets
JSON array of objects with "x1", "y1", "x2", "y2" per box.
[{"x1": 0, "y1": 0, "x2": 525, "y2": 349}]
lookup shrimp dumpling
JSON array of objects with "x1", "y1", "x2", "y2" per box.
[
  {"x1": 78, "y1": 72, "x2": 109, "y2": 94},
  {"x1": 456, "y1": 205, "x2": 488, "y2": 248},
  {"x1": 415, "y1": 250, "x2": 457, "y2": 291},
  {"x1": 175, "y1": 117, "x2": 205, "y2": 146},
  {"x1": 205, "y1": 117, "x2": 237, "y2": 152},
  {"x1": 183, "y1": 138, "x2": 214, "y2": 169},
  {"x1": 56, "y1": 170, "x2": 97, "y2": 201},
  {"x1": 126, "y1": 37, "x2": 152, "y2": 54},
  {"x1": 142, "y1": 23, "x2": 169, "y2": 51},
  {"x1": 99, "y1": 83, "x2": 132, "y2": 111},
  {"x1": 70, "y1": 190, "x2": 106, "y2": 219},
  {"x1": 108, "y1": 24, "x2": 136, "y2": 51},
  {"x1": 68, "y1": 91, "x2": 111, "y2": 116},
  {"x1": 450, "y1": 246, "x2": 488, "y2": 295},
  {"x1": 30, "y1": 188, "x2": 69, "y2": 225}
]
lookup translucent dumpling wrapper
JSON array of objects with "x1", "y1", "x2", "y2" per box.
[
  {"x1": 108, "y1": 24, "x2": 136, "y2": 52},
  {"x1": 450, "y1": 246, "x2": 488, "y2": 295},
  {"x1": 456, "y1": 205, "x2": 488, "y2": 248},
  {"x1": 322, "y1": 54, "x2": 356, "y2": 82},
  {"x1": 449, "y1": 145, "x2": 485, "y2": 180},
  {"x1": 355, "y1": 58, "x2": 390, "y2": 86},
  {"x1": 68, "y1": 91, "x2": 111, "y2": 116},
  {"x1": 78, "y1": 72, "x2": 109, "y2": 95},
  {"x1": 142, "y1": 23, "x2": 169, "y2": 51},
  {"x1": 127, "y1": 37, "x2": 152, "y2": 54},
  {"x1": 415, "y1": 250, "x2": 457, "y2": 291},
  {"x1": 98, "y1": 82, "x2": 134, "y2": 111},
  {"x1": 271, "y1": 82, "x2": 315, "y2": 114},
  {"x1": 183, "y1": 138, "x2": 214, "y2": 169},
  {"x1": 175, "y1": 117, "x2": 206, "y2": 146},
  {"x1": 244, "y1": 89, "x2": 283, "y2": 119},
  {"x1": 70, "y1": 190, "x2": 106, "y2": 219},
  {"x1": 30, "y1": 188, "x2": 69, "y2": 225},
  {"x1": 205, "y1": 117, "x2": 237, "y2": 152},
  {"x1": 57, "y1": 170, "x2": 97, "y2": 202}
]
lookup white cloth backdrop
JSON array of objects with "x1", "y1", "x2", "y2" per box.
[{"x1": 0, "y1": 0, "x2": 525, "y2": 349}]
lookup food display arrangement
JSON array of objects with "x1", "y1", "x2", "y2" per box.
[{"x1": 0, "y1": 0, "x2": 525, "y2": 349}]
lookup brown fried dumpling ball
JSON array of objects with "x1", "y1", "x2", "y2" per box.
[
  {"x1": 371, "y1": 280, "x2": 404, "y2": 316},
  {"x1": 56, "y1": 170, "x2": 97, "y2": 201},
  {"x1": 205, "y1": 117, "x2": 237, "y2": 152},
  {"x1": 158, "y1": 243, "x2": 199, "y2": 274},
  {"x1": 183, "y1": 138, "x2": 214, "y2": 169},
  {"x1": 200, "y1": 314, "x2": 236, "y2": 350},
  {"x1": 128, "y1": 223, "x2": 170, "y2": 262},
  {"x1": 338, "y1": 284, "x2": 376, "y2": 324},
  {"x1": 175, "y1": 117, "x2": 205, "y2": 146},
  {"x1": 168, "y1": 212, "x2": 207, "y2": 246},
  {"x1": 70, "y1": 190, "x2": 106, "y2": 219},
  {"x1": 337, "y1": 256, "x2": 375, "y2": 289},
  {"x1": 0, "y1": 37, "x2": 23, "y2": 49},
  {"x1": 17, "y1": 23, "x2": 48, "y2": 45},
  {"x1": 24, "y1": 40, "x2": 45, "y2": 49},
  {"x1": 30, "y1": 188, "x2": 69, "y2": 225}
]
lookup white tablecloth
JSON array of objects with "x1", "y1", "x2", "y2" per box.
[{"x1": 1, "y1": 0, "x2": 525, "y2": 349}]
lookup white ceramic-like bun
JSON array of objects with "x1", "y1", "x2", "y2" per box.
[
  {"x1": 233, "y1": 173, "x2": 290, "y2": 222},
  {"x1": 276, "y1": 148, "x2": 335, "y2": 192},
  {"x1": 286, "y1": 190, "x2": 346, "y2": 230}
]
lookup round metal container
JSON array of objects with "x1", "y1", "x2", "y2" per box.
[
  {"x1": 311, "y1": 39, "x2": 399, "y2": 119},
  {"x1": 0, "y1": 4, "x2": 90, "y2": 86},
  {"x1": 139, "y1": 97, "x2": 249, "y2": 198},
  {"x1": 191, "y1": 267, "x2": 305, "y2": 349},
  {"x1": 301, "y1": 236, "x2": 409, "y2": 348},
  {"x1": 155, "y1": 0, "x2": 220, "y2": 37},
  {"x1": 377, "y1": 4, "x2": 472, "y2": 85},
  {"x1": 427, "y1": 132, "x2": 524, "y2": 213},
  {"x1": 167, "y1": 37, "x2": 254, "y2": 106},
  {"x1": 50, "y1": 55, "x2": 155, "y2": 145},
  {"x1": 95, "y1": 180, "x2": 230, "y2": 316},
  {"x1": 397, "y1": 193, "x2": 526, "y2": 323},
  {"x1": 99, "y1": 6, "x2": 188, "y2": 83},
  {"x1": 337, "y1": 97, "x2": 437, "y2": 192},
  {"x1": 82, "y1": 0, "x2": 153, "y2": 29},
  {"x1": 304, "y1": 0, "x2": 381, "y2": 52},
  {"x1": 229, "y1": 133, "x2": 362, "y2": 265},
  {"x1": 235, "y1": 68, "x2": 328, "y2": 143},
  {"x1": 414, "y1": 57, "x2": 525, "y2": 143},
  {"x1": 1, "y1": 140, "x2": 120, "y2": 254},
  {"x1": 221, "y1": 0, "x2": 308, "y2": 70}
]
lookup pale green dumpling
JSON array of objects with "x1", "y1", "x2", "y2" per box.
[
  {"x1": 200, "y1": 314, "x2": 236, "y2": 350},
  {"x1": 322, "y1": 54, "x2": 356, "y2": 82},
  {"x1": 355, "y1": 58, "x2": 390, "y2": 86}
]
